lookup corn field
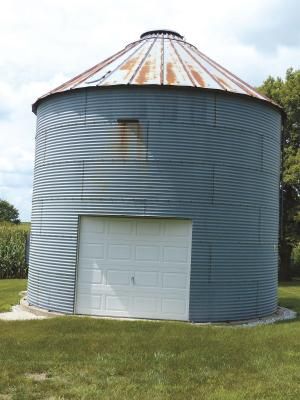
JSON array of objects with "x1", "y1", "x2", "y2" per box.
[{"x1": 0, "y1": 222, "x2": 30, "y2": 279}]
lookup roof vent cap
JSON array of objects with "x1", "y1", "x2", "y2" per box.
[{"x1": 140, "y1": 29, "x2": 183, "y2": 39}]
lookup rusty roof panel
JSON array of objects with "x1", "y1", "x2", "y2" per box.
[
  {"x1": 164, "y1": 38, "x2": 192, "y2": 86},
  {"x1": 33, "y1": 29, "x2": 277, "y2": 109},
  {"x1": 133, "y1": 39, "x2": 161, "y2": 85}
]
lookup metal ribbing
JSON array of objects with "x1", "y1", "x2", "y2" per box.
[{"x1": 28, "y1": 86, "x2": 281, "y2": 320}]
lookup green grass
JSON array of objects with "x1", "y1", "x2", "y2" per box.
[
  {"x1": 279, "y1": 281, "x2": 300, "y2": 314},
  {"x1": 0, "y1": 279, "x2": 27, "y2": 312},
  {"x1": 0, "y1": 280, "x2": 299, "y2": 399}
]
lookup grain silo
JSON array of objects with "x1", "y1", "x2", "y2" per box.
[{"x1": 28, "y1": 29, "x2": 282, "y2": 322}]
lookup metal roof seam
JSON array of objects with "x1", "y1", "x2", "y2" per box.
[
  {"x1": 194, "y1": 47, "x2": 259, "y2": 96},
  {"x1": 95, "y1": 41, "x2": 146, "y2": 86},
  {"x1": 169, "y1": 39, "x2": 196, "y2": 87},
  {"x1": 176, "y1": 41, "x2": 224, "y2": 89},
  {"x1": 160, "y1": 38, "x2": 164, "y2": 85},
  {"x1": 71, "y1": 44, "x2": 136, "y2": 89},
  {"x1": 129, "y1": 37, "x2": 157, "y2": 84},
  {"x1": 194, "y1": 47, "x2": 270, "y2": 100},
  {"x1": 49, "y1": 43, "x2": 136, "y2": 95}
]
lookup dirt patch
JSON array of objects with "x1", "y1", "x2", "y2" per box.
[
  {"x1": 0, "y1": 395, "x2": 12, "y2": 400},
  {"x1": 25, "y1": 373, "x2": 48, "y2": 381},
  {"x1": 0, "y1": 305, "x2": 46, "y2": 321}
]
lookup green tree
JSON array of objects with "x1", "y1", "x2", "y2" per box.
[
  {"x1": 258, "y1": 68, "x2": 300, "y2": 280},
  {"x1": 0, "y1": 199, "x2": 20, "y2": 224}
]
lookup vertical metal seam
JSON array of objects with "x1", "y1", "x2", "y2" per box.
[
  {"x1": 96, "y1": 41, "x2": 146, "y2": 86},
  {"x1": 193, "y1": 47, "x2": 256, "y2": 96},
  {"x1": 40, "y1": 199, "x2": 43, "y2": 236},
  {"x1": 177, "y1": 42, "x2": 226, "y2": 90},
  {"x1": 255, "y1": 280, "x2": 259, "y2": 317},
  {"x1": 129, "y1": 37, "x2": 157, "y2": 84},
  {"x1": 169, "y1": 39, "x2": 196, "y2": 86},
  {"x1": 212, "y1": 165, "x2": 215, "y2": 204},
  {"x1": 208, "y1": 244, "x2": 212, "y2": 282},
  {"x1": 146, "y1": 121, "x2": 149, "y2": 161},
  {"x1": 261, "y1": 135, "x2": 264, "y2": 171},
  {"x1": 81, "y1": 160, "x2": 85, "y2": 200},
  {"x1": 195, "y1": 47, "x2": 271, "y2": 101},
  {"x1": 160, "y1": 38, "x2": 164, "y2": 85},
  {"x1": 73, "y1": 215, "x2": 81, "y2": 314},
  {"x1": 51, "y1": 42, "x2": 138, "y2": 93},
  {"x1": 214, "y1": 93, "x2": 217, "y2": 126},
  {"x1": 84, "y1": 89, "x2": 87, "y2": 125},
  {"x1": 43, "y1": 129, "x2": 47, "y2": 165},
  {"x1": 258, "y1": 207, "x2": 261, "y2": 243}
]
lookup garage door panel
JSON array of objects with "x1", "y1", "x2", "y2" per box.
[
  {"x1": 78, "y1": 258, "x2": 103, "y2": 269},
  {"x1": 135, "y1": 245, "x2": 160, "y2": 261},
  {"x1": 80, "y1": 217, "x2": 106, "y2": 234},
  {"x1": 80, "y1": 232, "x2": 107, "y2": 244},
  {"x1": 162, "y1": 298, "x2": 187, "y2": 315},
  {"x1": 78, "y1": 268, "x2": 102, "y2": 284},
  {"x1": 106, "y1": 269, "x2": 131, "y2": 286},
  {"x1": 136, "y1": 220, "x2": 162, "y2": 236},
  {"x1": 76, "y1": 216, "x2": 192, "y2": 320},
  {"x1": 108, "y1": 244, "x2": 132, "y2": 260},
  {"x1": 80, "y1": 244, "x2": 105, "y2": 259},
  {"x1": 77, "y1": 282, "x2": 103, "y2": 295},
  {"x1": 163, "y1": 220, "x2": 191, "y2": 237},
  {"x1": 163, "y1": 246, "x2": 189, "y2": 262},
  {"x1": 76, "y1": 293, "x2": 102, "y2": 310},
  {"x1": 134, "y1": 271, "x2": 159, "y2": 287},
  {"x1": 133, "y1": 296, "x2": 158, "y2": 313},
  {"x1": 162, "y1": 272, "x2": 188, "y2": 289},
  {"x1": 108, "y1": 219, "x2": 134, "y2": 235},
  {"x1": 106, "y1": 295, "x2": 130, "y2": 312}
]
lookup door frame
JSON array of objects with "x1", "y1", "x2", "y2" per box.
[{"x1": 73, "y1": 214, "x2": 193, "y2": 320}]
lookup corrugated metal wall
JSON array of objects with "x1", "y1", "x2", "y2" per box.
[{"x1": 28, "y1": 86, "x2": 281, "y2": 321}]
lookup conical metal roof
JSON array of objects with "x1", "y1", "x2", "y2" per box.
[{"x1": 33, "y1": 29, "x2": 274, "y2": 110}]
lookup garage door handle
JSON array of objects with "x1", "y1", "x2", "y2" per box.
[{"x1": 131, "y1": 276, "x2": 135, "y2": 285}]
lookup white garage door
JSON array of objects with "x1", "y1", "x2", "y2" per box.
[{"x1": 75, "y1": 216, "x2": 192, "y2": 321}]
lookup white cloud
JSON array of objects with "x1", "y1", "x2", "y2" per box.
[
  {"x1": 0, "y1": 75, "x2": 67, "y2": 220},
  {"x1": 0, "y1": 0, "x2": 299, "y2": 220}
]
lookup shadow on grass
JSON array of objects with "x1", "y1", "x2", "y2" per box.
[
  {"x1": 279, "y1": 297, "x2": 300, "y2": 315},
  {"x1": 279, "y1": 280, "x2": 300, "y2": 287}
]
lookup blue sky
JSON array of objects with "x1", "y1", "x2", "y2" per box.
[{"x1": 1, "y1": 0, "x2": 299, "y2": 221}]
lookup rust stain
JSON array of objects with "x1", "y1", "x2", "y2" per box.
[
  {"x1": 136, "y1": 123, "x2": 143, "y2": 142},
  {"x1": 166, "y1": 62, "x2": 176, "y2": 85},
  {"x1": 189, "y1": 66, "x2": 205, "y2": 87},
  {"x1": 135, "y1": 61, "x2": 151, "y2": 84},
  {"x1": 120, "y1": 57, "x2": 139, "y2": 80},
  {"x1": 136, "y1": 123, "x2": 148, "y2": 163},
  {"x1": 120, "y1": 57, "x2": 138, "y2": 71},
  {"x1": 118, "y1": 121, "x2": 128, "y2": 157},
  {"x1": 117, "y1": 120, "x2": 145, "y2": 160},
  {"x1": 214, "y1": 75, "x2": 231, "y2": 89}
]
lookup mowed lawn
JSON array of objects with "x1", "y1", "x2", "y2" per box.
[
  {"x1": 0, "y1": 280, "x2": 299, "y2": 399},
  {"x1": 0, "y1": 279, "x2": 27, "y2": 312}
]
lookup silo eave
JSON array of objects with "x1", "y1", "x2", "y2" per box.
[{"x1": 32, "y1": 83, "x2": 284, "y2": 116}]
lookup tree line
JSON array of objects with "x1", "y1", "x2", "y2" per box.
[{"x1": 258, "y1": 68, "x2": 300, "y2": 280}]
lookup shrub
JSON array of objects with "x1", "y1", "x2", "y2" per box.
[
  {"x1": 291, "y1": 242, "x2": 300, "y2": 277},
  {"x1": 0, "y1": 222, "x2": 30, "y2": 279}
]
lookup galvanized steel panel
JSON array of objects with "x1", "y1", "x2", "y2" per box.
[{"x1": 28, "y1": 86, "x2": 281, "y2": 321}]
